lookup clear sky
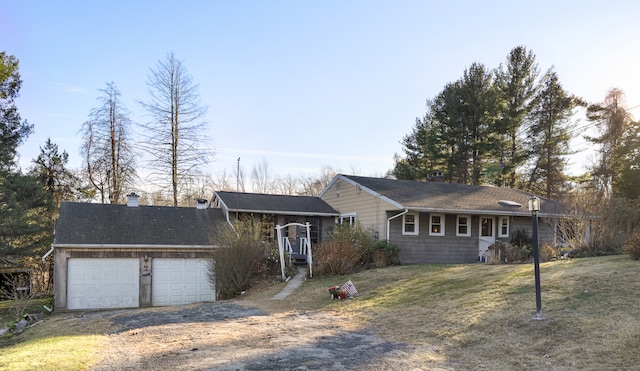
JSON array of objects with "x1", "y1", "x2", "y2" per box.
[{"x1": 3, "y1": 1, "x2": 640, "y2": 186}]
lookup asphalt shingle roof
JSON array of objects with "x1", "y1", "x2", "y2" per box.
[
  {"x1": 340, "y1": 175, "x2": 567, "y2": 216},
  {"x1": 53, "y1": 202, "x2": 227, "y2": 246},
  {"x1": 214, "y1": 191, "x2": 339, "y2": 216}
]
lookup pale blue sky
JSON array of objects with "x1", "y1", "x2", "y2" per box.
[{"x1": 3, "y1": 1, "x2": 640, "y2": 183}]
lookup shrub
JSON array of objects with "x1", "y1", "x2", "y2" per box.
[
  {"x1": 314, "y1": 240, "x2": 361, "y2": 276},
  {"x1": 209, "y1": 217, "x2": 275, "y2": 299},
  {"x1": 622, "y1": 233, "x2": 640, "y2": 260},
  {"x1": 371, "y1": 240, "x2": 400, "y2": 267},
  {"x1": 539, "y1": 244, "x2": 557, "y2": 262},
  {"x1": 510, "y1": 228, "x2": 532, "y2": 248},
  {"x1": 314, "y1": 222, "x2": 375, "y2": 276},
  {"x1": 500, "y1": 242, "x2": 532, "y2": 263}
]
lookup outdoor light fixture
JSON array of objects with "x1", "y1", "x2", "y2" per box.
[{"x1": 528, "y1": 196, "x2": 543, "y2": 319}]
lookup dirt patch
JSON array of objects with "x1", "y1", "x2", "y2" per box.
[{"x1": 87, "y1": 301, "x2": 446, "y2": 370}]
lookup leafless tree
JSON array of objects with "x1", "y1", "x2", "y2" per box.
[
  {"x1": 80, "y1": 82, "x2": 137, "y2": 204},
  {"x1": 214, "y1": 169, "x2": 235, "y2": 191},
  {"x1": 275, "y1": 174, "x2": 299, "y2": 195},
  {"x1": 138, "y1": 52, "x2": 212, "y2": 206},
  {"x1": 251, "y1": 159, "x2": 276, "y2": 193},
  {"x1": 299, "y1": 166, "x2": 338, "y2": 196}
]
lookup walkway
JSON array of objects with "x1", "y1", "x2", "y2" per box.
[{"x1": 272, "y1": 266, "x2": 307, "y2": 300}]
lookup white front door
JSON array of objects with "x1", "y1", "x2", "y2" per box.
[{"x1": 479, "y1": 216, "x2": 495, "y2": 261}]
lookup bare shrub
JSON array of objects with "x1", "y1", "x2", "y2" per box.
[
  {"x1": 314, "y1": 240, "x2": 361, "y2": 276},
  {"x1": 314, "y1": 222, "x2": 376, "y2": 276},
  {"x1": 540, "y1": 244, "x2": 557, "y2": 262},
  {"x1": 208, "y1": 217, "x2": 275, "y2": 299},
  {"x1": 0, "y1": 273, "x2": 36, "y2": 324},
  {"x1": 622, "y1": 233, "x2": 640, "y2": 260}
]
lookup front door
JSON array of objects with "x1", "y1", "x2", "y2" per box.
[{"x1": 479, "y1": 216, "x2": 495, "y2": 262}]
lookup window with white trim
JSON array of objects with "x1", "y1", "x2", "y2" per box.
[
  {"x1": 498, "y1": 216, "x2": 510, "y2": 237},
  {"x1": 402, "y1": 213, "x2": 419, "y2": 235},
  {"x1": 456, "y1": 215, "x2": 471, "y2": 237},
  {"x1": 429, "y1": 213, "x2": 445, "y2": 236},
  {"x1": 338, "y1": 213, "x2": 356, "y2": 226}
]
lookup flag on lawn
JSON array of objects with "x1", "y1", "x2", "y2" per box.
[{"x1": 341, "y1": 280, "x2": 359, "y2": 297}]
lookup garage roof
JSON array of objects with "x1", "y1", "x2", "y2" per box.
[{"x1": 54, "y1": 202, "x2": 228, "y2": 246}]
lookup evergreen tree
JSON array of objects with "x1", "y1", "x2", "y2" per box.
[
  {"x1": 0, "y1": 52, "x2": 55, "y2": 257},
  {"x1": 525, "y1": 68, "x2": 577, "y2": 199},
  {"x1": 393, "y1": 63, "x2": 498, "y2": 185},
  {"x1": 494, "y1": 46, "x2": 539, "y2": 187},
  {"x1": 0, "y1": 52, "x2": 33, "y2": 174},
  {"x1": 614, "y1": 119, "x2": 640, "y2": 199},
  {"x1": 0, "y1": 173, "x2": 55, "y2": 256},
  {"x1": 29, "y1": 138, "x2": 79, "y2": 205}
]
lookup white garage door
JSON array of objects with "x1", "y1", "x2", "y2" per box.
[
  {"x1": 67, "y1": 258, "x2": 139, "y2": 310},
  {"x1": 152, "y1": 258, "x2": 215, "y2": 306}
]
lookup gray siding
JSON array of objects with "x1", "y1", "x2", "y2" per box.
[
  {"x1": 391, "y1": 212, "x2": 478, "y2": 264},
  {"x1": 390, "y1": 214, "x2": 558, "y2": 264},
  {"x1": 510, "y1": 216, "x2": 556, "y2": 246}
]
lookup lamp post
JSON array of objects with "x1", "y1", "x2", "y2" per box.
[{"x1": 528, "y1": 196, "x2": 543, "y2": 319}]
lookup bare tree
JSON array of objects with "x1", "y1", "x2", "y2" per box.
[
  {"x1": 179, "y1": 174, "x2": 217, "y2": 206},
  {"x1": 214, "y1": 169, "x2": 235, "y2": 191},
  {"x1": 586, "y1": 88, "x2": 635, "y2": 198},
  {"x1": 251, "y1": 159, "x2": 275, "y2": 193},
  {"x1": 275, "y1": 174, "x2": 299, "y2": 195},
  {"x1": 299, "y1": 166, "x2": 338, "y2": 196},
  {"x1": 80, "y1": 82, "x2": 137, "y2": 204},
  {"x1": 139, "y1": 52, "x2": 212, "y2": 206}
]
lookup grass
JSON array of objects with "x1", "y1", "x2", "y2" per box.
[
  {"x1": 0, "y1": 310, "x2": 111, "y2": 370},
  {"x1": 245, "y1": 255, "x2": 640, "y2": 370},
  {"x1": 2, "y1": 255, "x2": 639, "y2": 370}
]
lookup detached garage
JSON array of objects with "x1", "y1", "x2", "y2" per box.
[{"x1": 51, "y1": 195, "x2": 226, "y2": 311}]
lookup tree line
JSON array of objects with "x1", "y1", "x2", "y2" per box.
[
  {"x1": 392, "y1": 45, "x2": 640, "y2": 252},
  {"x1": 391, "y1": 46, "x2": 582, "y2": 199}
]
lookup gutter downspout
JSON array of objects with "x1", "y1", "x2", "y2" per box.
[
  {"x1": 42, "y1": 246, "x2": 54, "y2": 262},
  {"x1": 387, "y1": 209, "x2": 409, "y2": 241}
]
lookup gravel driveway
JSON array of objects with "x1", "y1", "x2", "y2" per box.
[
  {"x1": 84, "y1": 268, "x2": 447, "y2": 370},
  {"x1": 87, "y1": 301, "x2": 445, "y2": 370}
]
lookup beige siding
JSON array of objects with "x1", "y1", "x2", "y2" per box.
[{"x1": 321, "y1": 178, "x2": 398, "y2": 238}]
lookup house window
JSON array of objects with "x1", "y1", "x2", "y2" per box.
[
  {"x1": 498, "y1": 217, "x2": 509, "y2": 237},
  {"x1": 429, "y1": 213, "x2": 445, "y2": 236},
  {"x1": 402, "y1": 213, "x2": 419, "y2": 235},
  {"x1": 457, "y1": 215, "x2": 471, "y2": 237},
  {"x1": 338, "y1": 213, "x2": 356, "y2": 226}
]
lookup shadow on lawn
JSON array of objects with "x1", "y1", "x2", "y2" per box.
[{"x1": 101, "y1": 302, "x2": 267, "y2": 333}]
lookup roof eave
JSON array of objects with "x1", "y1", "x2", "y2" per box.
[
  {"x1": 226, "y1": 208, "x2": 340, "y2": 217},
  {"x1": 52, "y1": 244, "x2": 221, "y2": 249},
  {"x1": 401, "y1": 206, "x2": 575, "y2": 218}
]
